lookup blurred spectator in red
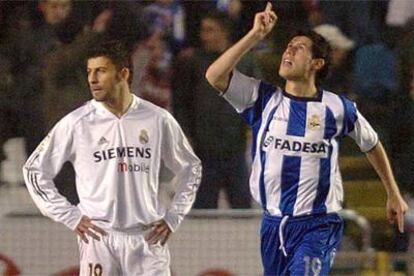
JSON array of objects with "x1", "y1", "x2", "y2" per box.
[
  {"x1": 130, "y1": 0, "x2": 175, "y2": 111},
  {"x1": 131, "y1": 32, "x2": 173, "y2": 111}
]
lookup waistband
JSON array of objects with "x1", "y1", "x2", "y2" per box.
[
  {"x1": 263, "y1": 212, "x2": 339, "y2": 223},
  {"x1": 92, "y1": 220, "x2": 151, "y2": 235}
]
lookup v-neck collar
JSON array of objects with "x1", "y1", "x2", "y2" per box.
[{"x1": 92, "y1": 94, "x2": 140, "y2": 119}]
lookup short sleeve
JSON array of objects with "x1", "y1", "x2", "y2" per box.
[{"x1": 223, "y1": 70, "x2": 279, "y2": 126}]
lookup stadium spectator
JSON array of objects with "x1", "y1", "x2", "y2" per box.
[
  {"x1": 352, "y1": 41, "x2": 398, "y2": 149},
  {"x1": 93, "y1": 1, "x2": 145, "y2": 51},
  {"x1": 313, "y1": 24, "x2": 355, "y2": 96},
  {"x1": 23, "y1": 40, "x2": 201, "y2": 275},
  {"x1": 318, "y1": 0, "x2": 380, "y2": 47},
  {"x1": 131, "y1": 31, "x2": 173, "y2": 112},
  {"x1": 40, "y1": 9, "x2": 115, "y2": 204},
  {"x1": 205, "y1": 3, "x2": 407, "y2": 274},
  {"x1": 386, "y1": 0, "x2": 414, "y2": 28},
  {"x1": 42, "y1": 9, "x2": 112, "y2": 129},
  {"x1": 143, "y1": 0, "x2": 186, "y2": 55},
  {"x1": 2, "y1": 0, "x2": 77, "y2": 155},
  {"x1": 386, "y1": 0, "x2": 414, "y2": 47},
  {"x1": 173, "y1": 11, "x2": 263, "y2": 209}
]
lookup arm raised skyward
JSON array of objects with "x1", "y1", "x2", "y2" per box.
[{"x1": 205, "y1": 2, "x2": 277, "y2": 93}]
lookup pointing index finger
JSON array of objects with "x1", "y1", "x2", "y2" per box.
[
  {"x1": 398, "y1": 211, "x2": 405, "y2": 233},
  {"x1": 265, "y1": 2, "x2": 272, "y2": 12}
]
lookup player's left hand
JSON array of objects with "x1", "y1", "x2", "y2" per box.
[
  {"x1": 145, "y1": 219, "x2": 172, "y2": 245},
  {"x1": 386, "y1": 192, "x2": 409, "y2": 233}
]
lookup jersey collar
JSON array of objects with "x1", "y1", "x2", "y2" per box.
[
  {"x1": 282, "y1": 89, "x2": 323, "y2": 102},
  {"x1": 91, "y1": 94, "x2": 141, "y2": 116}
]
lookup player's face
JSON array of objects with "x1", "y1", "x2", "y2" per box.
[
  {"x1": 87, "y1": 56, "x2": 123, "y2": 102},
  {"x1": 279, "y1": 36, "x2": 315, "y2": 81}
]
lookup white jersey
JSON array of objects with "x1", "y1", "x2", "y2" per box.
[
  {"x1": 23, "y1": 95, "x2": 202, "y2": 232},
  {"x1": 223, "y1": 70, "x2": 378, "y2": 217}
]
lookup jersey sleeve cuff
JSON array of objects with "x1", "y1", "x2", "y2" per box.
[
  {"x1": 362, "y1": 138, "x2": 379, "y2": 153},
  {"x1": 64, "y1": 208, "x2": 83, "y2": 231},
  {"x1": 163, "y1": 211, "x2": 182, "y2": 233},
  {"x1": 219, "y1": 71, "x2": 233, "y2": 96},
  {"x1": 221, "y1": 69, "x2": 242, "y2": 98}
]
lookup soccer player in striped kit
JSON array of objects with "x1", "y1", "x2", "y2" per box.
[
  {"x1": 23, "y1": 41, "x2": 202, "y2": 275},
  {"x1": 206, "y1": 2, "x2": 408, "y2": 275}
]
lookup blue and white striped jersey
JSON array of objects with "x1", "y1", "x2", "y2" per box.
[{"x1": 223, "y1": 70, "x2": 378, "y2": 217}]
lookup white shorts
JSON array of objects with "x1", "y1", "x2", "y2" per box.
[{"x1": 78, "y1": 228, "x2": 171, "y2": 276}]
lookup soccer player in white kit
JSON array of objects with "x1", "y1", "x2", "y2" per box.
[
  {"x1": 23, "y1": 41, "x2": 202, "y2": 276},
  {"x1": 206, "y1": 3, "x2": 408, "y2": 275}
]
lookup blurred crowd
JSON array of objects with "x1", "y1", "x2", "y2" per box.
[{"x1": 0, "y1": 0, "x2": 413, "y2": 255}]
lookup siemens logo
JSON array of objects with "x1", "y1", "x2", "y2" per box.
[
  {"x1": 274, "y1": 138, "x2": 327, "y2": 154},
  {"x1": 94, "y1": 147, "x2": 152, "y2": 162}
]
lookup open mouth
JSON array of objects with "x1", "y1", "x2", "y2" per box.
[{"x1": 282, "y1": 59, "x2": 293, "y2": 67}]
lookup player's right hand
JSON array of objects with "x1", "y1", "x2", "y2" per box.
[
  {"x1": 250, "y1": 2, "x2": 277, "y2": 40},
  {"x1": 75, "y1": 215, "x2": 107, "y2": 243},
  {"x1": 386, "y1": 193, "x2": 408, "y2": 233}
]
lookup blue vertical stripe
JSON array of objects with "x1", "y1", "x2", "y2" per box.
[
  {"x1": 324, "y1": 107, "x2": 337, "y2": 139},
  {"x1": 339, "y1": 95, "x2": 357, "y2": 137},
  {"x1": 259, "y1": 150, "x2": 268, "y2": 211},
  {"x1": 258, "y1": 106, "x2": 279, "y2": 211},
  {"x1": 313, "y1": 145, "x2": 333, "y2": 213},
  {"x1": 280, "y1": 155, "x2": 301, "y2": 215},
  {"x1": 313, "y1": 107, "x2": 337, "y2": 212},
  {"x1": 287, "y1": 101, "x2": 307, "y2": 137},
  {"x1": 250, "y1": 120, "x2": 261, "y2": 162}
]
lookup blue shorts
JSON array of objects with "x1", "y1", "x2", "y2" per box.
[{"x1": 260, "y1": 212, "x2": 343, "y2": 276}]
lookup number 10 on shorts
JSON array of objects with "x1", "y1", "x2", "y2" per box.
[{"x1": 303, "y1": 256, "x2": 322, "y2": 276}]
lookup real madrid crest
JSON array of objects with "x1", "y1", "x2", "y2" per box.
[
  {"x1": 308, "y1": 114, "x2": 321, "y2": 130},
  {"x1": 139, "y1": 129, "x2": 149, "y2": 144}
]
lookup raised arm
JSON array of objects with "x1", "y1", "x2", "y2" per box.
[
  {"x1": 205, "y1": 2, "x2": 277, "y2": 93},
  {"x1": 366, "y1": 142, "x2": 408, "y2": 233}
]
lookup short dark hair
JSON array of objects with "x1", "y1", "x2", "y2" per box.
[
  {"x1": 86, "y1": 40, "x2": 133, "y2": 84},
  {"x1": 291, "y1": 30, "x2": 332, "y2": 85}
]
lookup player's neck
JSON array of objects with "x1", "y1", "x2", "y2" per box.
[
  {"x1": 103, "y1": 88, "x2": 133, "y2": 118},
  {"x1": 284, "y1": 80, "x2": 318, "y2": 99}
]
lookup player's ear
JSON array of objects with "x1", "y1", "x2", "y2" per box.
[
  {"x1": 312, "y1": 58, "x2": 325, "y2": 71},
  {"x1": 119, "y1": 67, "x2": 130, "y2": 82}
]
